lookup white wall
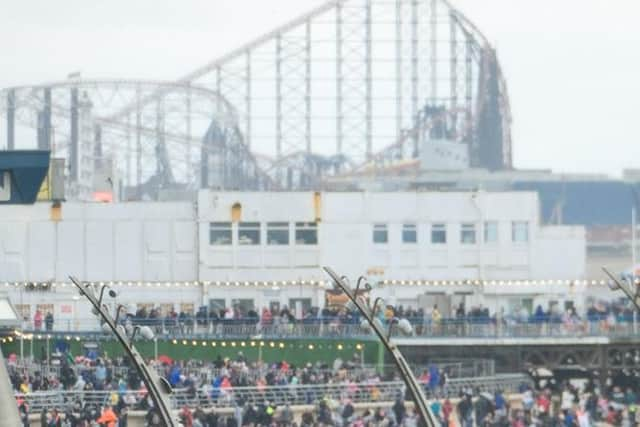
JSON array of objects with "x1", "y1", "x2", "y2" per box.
[
  {"x1": 197, "y1": 190, "x2": 582, "y2": 282},
  {"x1": 532, "y1": 226, "x2": 586, "y2": 280},
  {"x1": 0, "y1": 191, "x2": 588, "y2": 320},
  {"x1": 0, "y1": 202, "x2": 196, "y2": 282}
]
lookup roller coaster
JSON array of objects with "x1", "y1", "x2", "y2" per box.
[{"x1": 0, "y1": 0, "x2": 512, "y2": 199}]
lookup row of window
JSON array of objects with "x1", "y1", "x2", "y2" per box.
[
  {"x1": 210, "y1": 221, "x2": 530, "y2": 246},
  {"x1": 373, "y1": 221, "x2": 530, "y2": 244},
  {"x1": 210, "y1": 222, "x2": 318, "y2": 246}
]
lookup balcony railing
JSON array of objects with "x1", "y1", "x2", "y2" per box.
[
  {"x1": 13, "y1": 374, "x2": 529, "y2": 413},
  {"x1": 14, "y1": 315, "x2": 640, "y2": 340}
]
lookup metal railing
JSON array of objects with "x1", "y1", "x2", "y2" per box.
[
  {"x1": 7, "y1": 358, "x2": 495, "y2": 387},
  {"x1": 14, "y1": 373, "x2": 529, "y2": 413},
  {"x1": 15, "y1": 316, "x2": 640, "y2": 340}
]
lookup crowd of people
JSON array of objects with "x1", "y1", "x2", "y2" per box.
[
  {"x1": 21, "y1": 298, "x2": 640, "y2": 339},
  {"x1": 12, "y1": 361, "x2": 640, "y2": 427},
  {"x1": 7, "y1": 346, "x2": 474, "y2": 426}
]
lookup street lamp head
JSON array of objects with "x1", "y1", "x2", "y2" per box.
[
  {"x1": 608, "y1": 280, "x2": 621, "y2": 291},
  {"x1": 396, "y1": 318, "x2": 414, "y2": 336},
  {"x1": 139, "y1": 326, "x2": 155, "y2": 340},
  {"x1": 158, "y1": 377, "x2": 173, "y2": 395}
]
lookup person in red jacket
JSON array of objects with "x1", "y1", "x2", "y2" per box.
[
  {"x1": 96, "y1": 405, "x2": 118, "y2": 427},
  {"x1": 180, "y1": 406, "x2": 194, "y2": 427}
]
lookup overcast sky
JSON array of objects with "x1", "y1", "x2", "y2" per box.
[{"x1": 1, "y1": 0, "x2": 638, "y2": 177}]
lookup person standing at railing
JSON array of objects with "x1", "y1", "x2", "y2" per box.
[
  {"x1": 17, "y1": 397, "x2": 29, "y2": 427},
  {"x1": 457, "y1": 393, "x2": 473, "y2": 427},
  {"x1": 34, "y1": 309, "x2": 43, "y2": 331},
  {"x1": 454, "y1": 303, "x2": 465, "y2": 337},
  {"x1": 45, "y1": 311, "x2": 54, "y2": 332},
  {"x1": 442, "y1": 398, "x2": 453, "y2": 427},
  {"x1": 534, "y1": 305, "x2": 546, "y2": 335},
  {"x1": 180, "y1": 405, "x2": 194, "y2": 427},
  {"x1": 432, "y1": 305, "x2": 442, "y2": 336}
]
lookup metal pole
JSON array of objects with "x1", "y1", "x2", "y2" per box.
[
  {"x1": 275, "y1": 34, "x2": 283, "y2": 159},
  {"x1": 0, "y1": 346, "x2": 22, "y2": 426},
  {"x1": 323, "y1": 267, "x2": 438, "y2": 427},
  {"x1": 395, "y1": 0, "x2": 403, "y2": 141},
  {"x1": 604, "y1": 268, "x2": 640, "y2": 312},
  {"x1": 632, "y1": 207, "x2": 637, "y2": 270},
  {"x1": 7, "y1": 89, "x2": 15, "y2": 150},
  {"x1": 69, "y1": 276, "x2": 177, "y2": 426}
]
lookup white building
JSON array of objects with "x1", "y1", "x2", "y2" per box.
[
  {"x1": 198, "y1": 191, "x2": 585, "y2": 282},
  {"x1": 0, "y1": 190, "x2": 588, "y2": 325}
]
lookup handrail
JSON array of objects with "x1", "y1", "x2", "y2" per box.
[
  {"x1": 14, "y1": 316, "x2": 640, "y2": 340},
  {"x1": 13, "y1": 374, "x2": 530, "y2": 414}
]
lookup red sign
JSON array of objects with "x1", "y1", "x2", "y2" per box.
[{"x1": 60, "y1": 305, "x2": 72, "y2": 314}]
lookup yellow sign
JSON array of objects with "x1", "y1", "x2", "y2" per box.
[{"x1": 36, "y1": 168, "x2": 51, "y2": 201}]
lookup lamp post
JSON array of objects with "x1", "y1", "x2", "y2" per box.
[
  {"x1": 0, "y1": 346, "x2": 21, "y2": 426},
  {"x1": 603, "y1": 267, "x2": 640, "y2": 310},
  {"x1": 322, "y1": 267, "x2": 438, "y2": 427},
  {"x1": 69, "y1": 276, "x2": 177, "y2": 426}
]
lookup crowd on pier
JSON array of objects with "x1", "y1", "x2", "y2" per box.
[
  {"x1": 25, "y1": 297, "x2": 639, "y2": 338},
  {"x1": 8, "y1": 347, "x2": 640, "y2": 426}
]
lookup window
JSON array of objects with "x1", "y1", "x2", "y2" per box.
[
  {"x1": 179, "y1": 303, "x2": 194, "y2": 314},
  {"x1": 295, "y1": 222, "x2": 318, "y2": 245},
  {"x1": 512, "y1": 221, "x2": 529, "y2": 242},
  {"x1": 484, "y1": 221, "x2": 498, "y2": 243},
  {"x1": 289, "y1": 298, "x2": 312, "y2": 318},
  {"x1": 461, "y1": 223, "x2": 476, "y2": 244},
  {"x1": 267, "y1": 222, "x2": 289, "y2": 245},
  {"x1": 431, "y1": 224, "x2": 447, "y2": 244},
  {"x1": 402, "y1": 224, "x2": 417, "y2": 243},
  {"x1": 231, "y1": 299, "x2": 255, "y2": 317},
  {"x1": 209, "y1": 222, "x2": 232, "y2": 245},
  {"x1": 36, "y1": 304, "x2": 54, "y2": 317},
  {"x1": 160, "y1": 303, "x2": 175, "y2": 316},
  {"x1": 137, "y1": 303, "x2": 154, "y2": 315},
  {"x1": 373, "y1": 224, "x2": 388, "y2": 244},
  {"x1": 209, "y1": 299, "x2": 226, "y2": 314},
  {"x1": 238, "y1": 222, "x2": 261, "y2": 245}
]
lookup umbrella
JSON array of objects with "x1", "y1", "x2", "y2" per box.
[{"x1": 157, "y1": 355, "x2": 173, "y2": 365}]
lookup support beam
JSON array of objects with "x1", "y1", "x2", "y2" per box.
[
  {"x1": 411, "y1": 0, "x2": 419, "y2": 156},
  {"x1": 126, "y1": 115, "x2": 132, "y2": 187},
  {"x1": 70, "y1": 87, "x2": 79, "y2": 181},
  {"x1": 305, "y1": 20, "x2": 312, "y2": 153},
  {"x1": 186, "y1": 86, "x2": 192, "y2": 181},
  {"x1": 6, "y1": 89, "x2": 15, "y2": 150},
  {"x1": 0, "y1": 347, "x2": 21, "y2": 426},
  {"x1": 135, "y1": 85, "x2": 142, "y2": 197},
  {"x1": 430, "y1": 0, "x2": 438, "y2": 104},
  {"x1": 465, "y1": 32, "x2": 474, "y2": 148},
  {"x1": 450, "y1": 13, "x2": 458, "y2": 132},
  {"x1": 245, "y1": 51, "x2": 252, "y2": 149},
  {"x1": 275, "y1": 34, "x2": 283, "y2": 159},
  {"x1": 38, "y1": 87, "x2": 52, "y2": 150},
  {"x1": 365, "y1": 0, "x2": 373, "y2": 159},
  {"x1": 336, "y1": 2, "x2": 343, "y2": 154},
  {"x1": 395, "y1": 0, "x2": 403, "y2": 140}
]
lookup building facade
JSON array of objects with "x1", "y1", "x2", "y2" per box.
[
  {"x1": 198, "y1": 191, "x2": 585, "y2": 282},
  {"x1": 0, "y1": 190, "x2": 587, "y2": 327}
]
